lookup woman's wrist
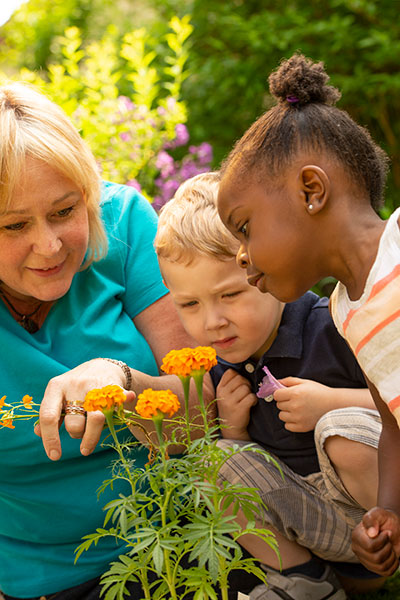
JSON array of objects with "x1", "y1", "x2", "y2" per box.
[{"x1": 101, "y1": 358, "x2": 132, "y2": 390}]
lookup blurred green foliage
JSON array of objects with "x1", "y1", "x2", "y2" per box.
[
  {"x1": 0, "y1": 16, "x2": 193, "y2": 198},
  {"x1": 2, "y1": 0, "x2": 399, "y2": 212},
  {"x1": 149, "y1": 0, "x2": 400, "y2": 214},
  {"x1": 0, "y1": 0, "x2": 158, "y2": 72},
  {"x1": 2, "y1": 0, "x2": 399, "y2": 297}
]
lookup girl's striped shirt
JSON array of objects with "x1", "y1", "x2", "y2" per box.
[{"x1": 330, "y1": 207, "x2": 400, "y2": 427}]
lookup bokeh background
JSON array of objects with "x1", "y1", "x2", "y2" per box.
[{"x1": 0, "y1": 0, "x2": 399, "y2": 299}]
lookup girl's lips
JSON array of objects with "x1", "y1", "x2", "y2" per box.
[
  {"x1": 213, "y1": 336, "x2": 237, "y2": 349},
  {"x1": 247, "y1": 273, "x2": 263, "y2": 288}
]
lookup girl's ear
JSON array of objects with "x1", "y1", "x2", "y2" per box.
[{"x1": 298, "y1": 165, "x2": 330, "y2": 214}]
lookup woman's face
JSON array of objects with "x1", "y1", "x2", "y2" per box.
[{"x1": 0, "y1": 157, "x2": 89, "y2": 302}]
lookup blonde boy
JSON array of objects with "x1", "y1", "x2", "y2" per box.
[{"x1": 155, "y1": 172, "x2": 383, "y2": 599}]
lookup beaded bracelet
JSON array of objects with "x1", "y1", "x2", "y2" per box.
[{"x1": 102, "y1": 358, "x2": 132, "y2": 390}]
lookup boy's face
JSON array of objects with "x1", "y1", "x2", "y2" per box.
[{"x1": 160, "y1": 255, "x2": 284, "y2": 364}]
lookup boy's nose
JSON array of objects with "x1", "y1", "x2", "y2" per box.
[{"x1": 204, "y1": 309, "x2": 228, "y2": 331}]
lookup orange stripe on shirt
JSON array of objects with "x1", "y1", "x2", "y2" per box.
[
  {"x1": 343, "y1": 264, "x2": 400, "y2": 334},
  {"x1": 388, "y1": 395, "x2": 400, "y2": 413},
  {"x1": 369, "y1": 263, "x2": 400, "y2": 300},
  {"x1": 355, "y1": 308, "x2": 400, "y2": 356}
]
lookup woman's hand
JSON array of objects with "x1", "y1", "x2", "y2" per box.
[
  {"x1": 36, "y1": 293, "x2": 212, "y2": 461},
  {"x1": 34, "y1": 359, "x2": 135, "y2": 461}
]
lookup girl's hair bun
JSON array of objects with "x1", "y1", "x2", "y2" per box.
[{"x1": 268, "y1": 53, "x2": 341, "y2": 106}]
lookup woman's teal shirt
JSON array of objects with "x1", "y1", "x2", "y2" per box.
[{"x1": 0, "y1": 182, "x2": 169, "y2": 597}]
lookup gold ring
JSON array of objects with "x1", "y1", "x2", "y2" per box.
[{"x1": 64, "y1": 404, "x2": 86, "y2": 416}]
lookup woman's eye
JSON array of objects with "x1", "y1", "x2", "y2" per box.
[
  {"x1": 56, "y1": 206, "x2": 74, "y2": 218},
  {"x1": 4, "y1": 222, "x2": 26, "y2": 231}
]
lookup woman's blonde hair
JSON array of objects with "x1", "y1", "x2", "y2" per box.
[
  {"x1": 155, "y1": 171, "x2": 239, "y2": 263},
  {"x1": 0, "y1": 82, "x2": 107, "y2": 267}
]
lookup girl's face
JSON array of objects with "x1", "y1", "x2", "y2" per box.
[
  {"x1": 0, "y1": 157, "x2": 89, "y2": 302},
  {"x1": 218, "y1": 174, "x2": 321, "y2": 303}
]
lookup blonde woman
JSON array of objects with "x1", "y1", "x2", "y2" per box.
[{"x1": 0, "y1": 83, "x2": 205, "y2": 600}]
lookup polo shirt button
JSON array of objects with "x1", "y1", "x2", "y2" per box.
[{"x1": 245, "y1": 363, "x2": 255, "y2": 373}]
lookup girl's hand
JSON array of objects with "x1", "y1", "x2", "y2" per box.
[
  {"x1": 352, "y1": 507, "x2": 400, "y2": 576},
  {"x1": 216, "y1": 369, "x2": 257, "y2": 440},
  {"x1": 274, "y1": 377, "x2": 335, "y2": 432},
  {"x1": 34, "y1": 359, "x2": 135, "y2": 461}
]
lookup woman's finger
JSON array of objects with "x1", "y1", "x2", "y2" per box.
[
  {"x1": 64, "y1": 413, "x2": 87, "y2": 439},
  {"x1": 36, "y1": 379, "x2": 64, "y2": 461},
  {"x1": 79, "y1": 410, "x2": 106, "y2": 456}
]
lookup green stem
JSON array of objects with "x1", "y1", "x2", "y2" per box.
[
  {"x1": 218, "y1": 556, "x2": 230, "y2": 600},
  {"x1": 104, "y1": 410, "x2": 133, "y2": 490},
  {"x1": 164, "y1": 549, "x2": 178, "y2": 600},
  {"x1": 161, "y1": 488, "x2": 178, "y2": 600},
  {"x1": 179, "y1": 375, "x2": 191, "y2": 445},
  {"x1": 153, "y1": 413, "x2": 165, "y2": 448},
  {"x1": 139, "y1": 570, "x2": 152, "y2": 600},
  {"x1": 153, "y1": 411, "x2": 170, "y2": 468},
  {"x1": 192, "y1": 370, "x2": 208, "y2": 432}
]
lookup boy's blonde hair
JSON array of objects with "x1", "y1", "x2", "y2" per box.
[
  {"x1": 155, "y1": 172, "x2": 239, "y2": 264},
  {"x1": 0, "y1": 82, "x2": 107, "y2": 267}
]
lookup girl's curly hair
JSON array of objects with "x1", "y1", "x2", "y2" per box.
[{"x1": 222, "y1": 53, "x2": 389, "y2": 211}]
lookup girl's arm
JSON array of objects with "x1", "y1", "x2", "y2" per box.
[
  {"x1": 274, "y1": 376, "x2": 375, "y2": 432},
  {"x1": 351, "y1": 378, "x2": 400, "y2": 575}
]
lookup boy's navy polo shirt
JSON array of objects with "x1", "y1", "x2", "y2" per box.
[{"x1": 210, "y1": 291, "x2": 366, "y2": 477}]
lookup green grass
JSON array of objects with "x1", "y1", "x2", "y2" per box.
[{"x1": 350, "y1": 571, "x2": 400, "y2": 599}]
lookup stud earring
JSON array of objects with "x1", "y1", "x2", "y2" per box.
[{"x1": 308, "y1": 204, "x2": 313, "y2": 210}]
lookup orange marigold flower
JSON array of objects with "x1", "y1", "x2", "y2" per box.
[
  {"x1": 136, "y1": 388, "x2": 180, "y2": 419},
  {"x1": 83, "y1": 384, "x2": 126, "y2": 412},
  {"x1": 0, "y1": 395, "x2": 6, "y2": 410},
  {"x1": 161, "y1": 346, "x2": 217, "y2": 377},
  {"x1": 22, "y1": 395, "x2": 33, "y2": 408},
  {"x1": 0, "y1": 419, "x2": 15, "y2": 429}
]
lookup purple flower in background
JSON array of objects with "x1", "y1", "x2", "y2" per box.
[
  {"x1": 149, "y1": 123, "x2": 214, "y2": 212},
  {"x1": 167, "y1": 97, "x2": 176, "y2": 110},
  {"x1": 118, "y1": 96, "x2": 135, "y2": 111},
  {"x1": 180, "y1": 159, "x2": 203, "y2": 181},
  {"x1": 156, "y1": 151, "x2": 175, "y2": 177},
  {"x1": 152, "y1": 196, "x2": 164, "y2": 212},
  {"x1": 120, "y1": 132, "x2": 131, "y2": 142},
  {"x1": 161, "y1": 178, "x2": 180, "y2": 198},
  {"x1": 126, "y1": 179, "x2": 142, "y2": 192},
  {"x1": 256, "y1": 366, "x2": 285, "y2": 402},
  {"x1": 165, "y1": 123, "x2": 190, "y2": 149},
  {"x1": 196, "y1": 142, "x2": 213, "y2": 165},
  {"x1": 174, "y1": 123, "x2": 190, "y2": 147},
  {"x1": 188, "y1": 143, "x2": 213, "y2": 165}
]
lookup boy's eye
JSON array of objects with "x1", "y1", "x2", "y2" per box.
[
  {"x1": 4, "y1": 222, "x2": 26, "y2": 231},
  {"x1": 181, "y1": 300, "x2": 198, "y2": 308},
  {"x1": 223, "y1": 291, "x2": 241, "y2": 299}
]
